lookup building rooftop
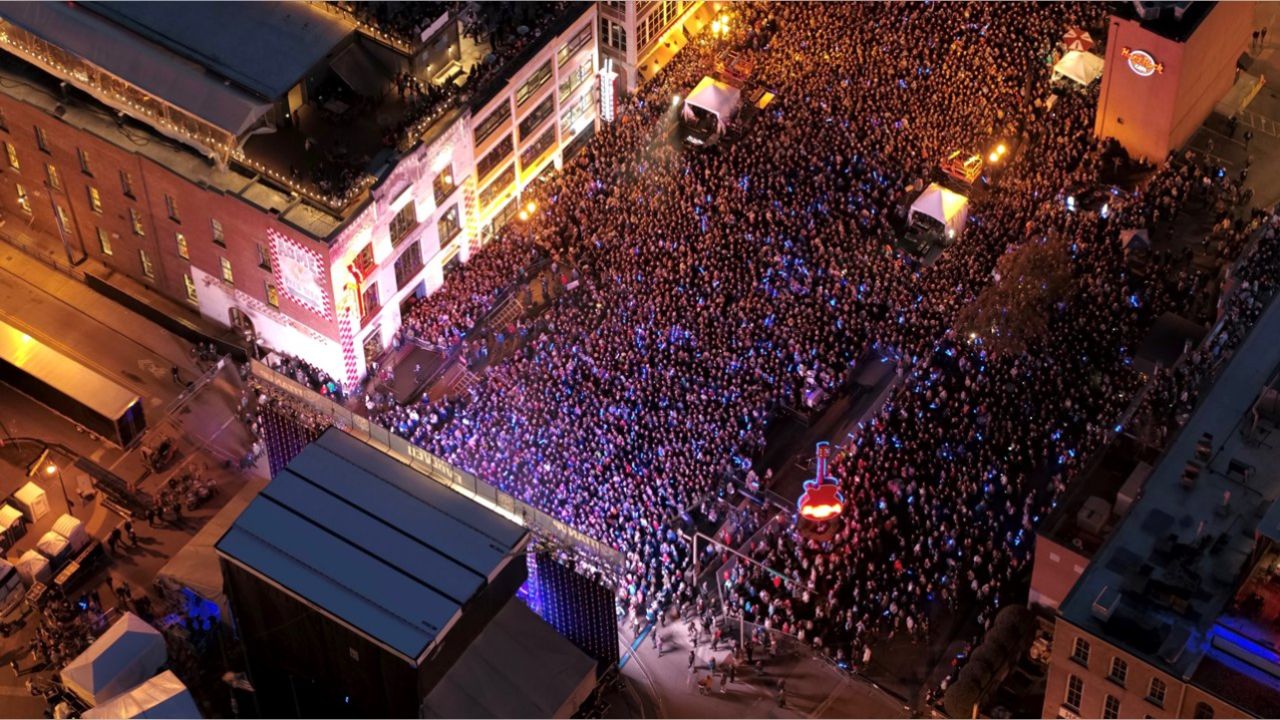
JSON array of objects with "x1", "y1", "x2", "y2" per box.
[
  {"x1": 216, "y1": 428, "x2": 528, "y2": 662},
  {"x1": 1114, "y1": 1, "x2": 1217, "y2": 43},
  {"x1": 1060, "y1": 298, "x2": 1280, "y2": 711},
  {"x1": 79, "y1": 2, "x2": 352, "y2": 100}
]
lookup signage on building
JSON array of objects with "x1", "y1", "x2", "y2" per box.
[
  {"x1": 268, "y1": 228, "x2": 331, "y2": 319},
  {"x1": 1121, "y1": 47, "x2": 1163, "y2": 76},
  {"x1": 797, "y1": 442, "x2": 845, "y2": 521},
  {"x1": 599, "y1": 58, "x2": 618, "y2": 123}
]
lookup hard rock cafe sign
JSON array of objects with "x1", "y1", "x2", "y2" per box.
[{"x1": 1121, "y1": 47, "x2": 1163, "y2": 77}]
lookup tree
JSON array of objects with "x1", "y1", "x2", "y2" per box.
[
  {"x1": 957, "y1": 235, "x2": 1074, "y2": 356},
  {"x1": 944, "y1": 676, "x2": 983, "y2": 719}
]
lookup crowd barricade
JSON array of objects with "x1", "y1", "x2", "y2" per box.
[{"x1": 248, "y1": 359, "x2": 625, "y2": 578}]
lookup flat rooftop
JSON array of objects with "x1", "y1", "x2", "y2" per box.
[
  {"x1": 79, "y1": 2, "x2": 352, "y2": 100},
  {"x1": 216, "y1": 428, "x2": 528, "y2": 662},
  {"x1": 1060, "y1": 296, "x2": 1280, "y2": 709},
  {"x1": 1113, "y1": 1, "x2": 1217, "y2": 43}
]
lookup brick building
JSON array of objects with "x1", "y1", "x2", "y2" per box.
[
  {"x1": 1042, "y1": 306, "x2": 1280, "y2": 720},
  {"x1": 0, "y1": 1, "x2": 617, "y2": 388}
]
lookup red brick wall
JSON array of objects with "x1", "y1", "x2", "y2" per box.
[{"x1": 0, "y1": 90, "x2": 339, "y2": 340}]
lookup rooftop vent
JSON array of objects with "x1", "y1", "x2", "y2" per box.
[{"x1": 1092, "y1": 585, "x2": 1122, "y2": 622}]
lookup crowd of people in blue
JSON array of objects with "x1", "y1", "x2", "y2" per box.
[{"x1": 271, "y1": 1, "x2": 1280, "y2": 703}]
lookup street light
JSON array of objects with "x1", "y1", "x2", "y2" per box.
[{"x1": 44, "y1": 462, "x2": 75, "y2": 518}]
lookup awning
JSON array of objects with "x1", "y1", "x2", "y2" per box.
[{"x1": 330, "y1": 41, "x2": 388, "y2": 98}]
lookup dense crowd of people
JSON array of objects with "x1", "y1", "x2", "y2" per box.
[{"x1": 274, "y1": 0, "x2": 1279, "y2": 701}]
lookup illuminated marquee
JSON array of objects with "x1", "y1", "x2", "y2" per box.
[
  {"x1": 268, "y1": 228, "x2": 331, "y2": 319},
  {"x1": 1121, "y1": 47, "x2": 1163, "y2": 77}
]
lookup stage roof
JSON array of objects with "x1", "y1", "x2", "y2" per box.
[{"x1": 217, "y1": 428, "x2": 528, "y2": 662}]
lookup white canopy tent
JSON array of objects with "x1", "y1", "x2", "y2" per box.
[
  {"x1": 1053, "y1": 50, "x2": 1105, "y2": 86},
  {"x1": 52, "y1": 514, "x2": 89, "y2": 554},
  {"x1": 37, "y1": 531, "x2": 71, "y2": 564},
  {"x1": 681, "y1": 76, "x2": 742, "y2": 135},
  {"x1": 62, "y1": 613, "x2": 167, "y2": 705},
  {"x1": 83, "y1": 671, "x2": 201, "y2": 719},
  {"x1": 16, "y1": 549, "x2": 50, "y2": 585},
  {"x1": 908, "y1": 183, "x2": 970, "y2": 239}
]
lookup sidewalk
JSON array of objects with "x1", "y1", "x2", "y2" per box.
[
  {"x1": 613, "y1": 612, "x2": 909, "y2": 719},
  {"x1": 0, "y1": 227, "x2": 246, "y2": 358}
]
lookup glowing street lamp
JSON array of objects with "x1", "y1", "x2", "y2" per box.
[{"x1": 45, "y1": 462, "x2": 75, "y2": 518}]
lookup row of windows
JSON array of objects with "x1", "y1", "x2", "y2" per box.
[
  {"x1": 601, "y1": 18, "x2": 627, "y2": 53},
  {"x1": 477, "y1": 134, "x2": 513, "y2": 180},
  {"x1": 560, "y1": 91, "x2": 594, "y2": 137},
  {"x1": 557, "y1": 23, "x2": 593, "y2": 68},
  {"x1": 559, "y1": 57, "x2": 594, "y2": 104},
  {"x1": 520, "y1": 129, "x2": 556, "y2": 171},
  {"x1": 515, "y1": 61, "x2": 553, "y2": 107},
  {"x1": 518, "y1": 95, "x2": 555, "y2": 142}
]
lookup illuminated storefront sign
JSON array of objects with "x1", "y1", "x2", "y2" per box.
[
  {"x1": 1121, "y1": 47, "x2": 1163, "y2": 77},
  {"x1": 268, "y1": 228, "x2": 331, "y2": 319}
]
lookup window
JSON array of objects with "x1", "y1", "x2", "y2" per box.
[
  {"x1": 1071, "y1": 637, "x2": 1090, "y2": 667},
  {"x1": 1107, "y1": 657, "x2": 1127, "y2": 687},
  {"x1": 54, "y1": 205, "x2": 72, "y2": 236},
  {"x1": 0, "y1": 108, "x2": 7, "y2": 131},
  {"x1": 211, "y1": 218, "x2": 224, "y2": 246},
  {"x1": 438, "y1": 205, "x2": 460, "y2": 242},
  {"x1": 518, "y1": 95, "x2": 555, "y2": 141},
  {"x1": 78, "y1": 148, "x2": 92, "y2": 175},
  {"x1": 176, "y1": 232, "x2": 189, "y2": 259},
  {"x1": 45, "y1": 163, "x2": 61, "y2": 191},
  {"x1": 15, "y1": 183, "x2": 30, "y2": 213},
  {"x1": 183, "y1": 273, "x2": 197, "y2": 302},
  {"x1": 361, "y1": 282, "x2": 380, "y2": 318},
  {"x1": 1193, "y1": 702, "x2": 1214, "y2": 719},
  {"x1": 432, "y1": 167, "x2": 456, "y2": 206},
  {"x1": 520, "y1": 129, "x2": 555, "y2": 171},
  {"x1": 96, "y1": 227, "x2": 112, "y2": 256},
  {"x1": 5, "y1": 142, "x2": 19, "y2": 170},
  {"x1": 600, "y1": 18, "x2": 627, "y2": 53},
  {"x1": 558, "y1": 23, "x2": 593, "y2": 66},
  {"x1": 1147, "y1": 678, "x2": 1166, "y2": 708},
  {"x1": 220, "y1": 256, "x2": 234, "y2": 284},
  {"x1": 164, "y1": 194, "x2": 180, "y2": 222},
  {"x1": 1064, "y1": 675, "x2": 1083, "y2": 713},
  {"x1": 119, "y1": 170, "x2": 134, "y2": 198},
  {"x1": 265, "y1": 282, "x2": 280, "y2": 308},
  {"x1": 473, "y1": 102, "x2": 511, "y2": 146},
  {"x1": 129, "y1": 208, "x2": 145, "y2": 236},
  {"x1": 139, "y1": 249, "x2": 154, "y2": 278},
  {"x1": 393, "y1": 241, "x2": 423, "y2": 289},
  {"x1": 559, "y1": 57, "x2": 593, "y2": 102},
  {"x1": 389, "y1": 203, "x2": 418, "y2": 245},
  {"x1": 478, "y1": 165, "x2": 515, "y2": 210},
  {"x1": 515, "y1": 61, "x2": 552, "y2": 106},
  {"x1": 353, "y1": 243, "x2": 375, "y2": 275},
  {"x1": 87, "y1": 186, "x2": 102, "y2": 213},
  {"x1": 256, "y1": 242, "x2": 271, "y2": 271},
  {"x1": 477, "y1": 135, "x2": 513, "y2": 179},
  {"x1": 34, "y1": 125, "x2": 48, "y2": 152},
  {"x1": 560, "y1": 91, "x2": 593, "y2": 136}
]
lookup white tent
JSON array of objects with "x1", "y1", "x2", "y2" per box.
[
  {"x1": 84, "y1": 671, "x2": 201, "y2": 719},
  {"x1": 37, "y1": 531, "x2": 71, "y2": 564},
  {"x1": 1053, "y1": 50, "x2": 1105, "y2": 86},
  {"x1": 0, "y1": 503, "x2": 25, "y2": 551},
  {"x1": 908, "y1": 183, "x2": 970, "y2": 239},
  {"x1": 682, "y1": 76, "x2": 742, "y2": 135},
  {"x1": 16, "y1": 549, "x2": 50, "y2": 585},
  {"x1": 52, "y1": 514, "x2": 89, "y2": 554},
  {"x1": 62, "y1": 613, "x2": 167, "y2": 705},
  {"x1": 12, "y1": 482, "x2": 49, "y2": 522},
  {"x1": 0, "y1": 560, "x2": 23, "y2": 615}
]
